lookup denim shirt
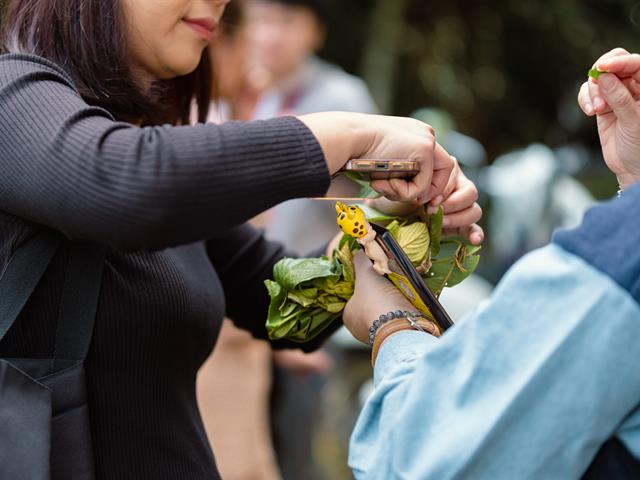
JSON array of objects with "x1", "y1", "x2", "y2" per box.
[{"x1": 349, "y1": 183, "x2": 640, "y2": 479}]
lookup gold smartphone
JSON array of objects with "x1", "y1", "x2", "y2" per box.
[{"x1": 341, "y1": 159, "x2": 420, "y2": 180}]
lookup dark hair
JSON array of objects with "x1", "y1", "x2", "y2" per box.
[
  {"x1": 220, "y1": 0, "x2": 246, "y2": 38},
  {"x1": 260, "y1": 0, "x2": 328, "y2": 24},
  {"x1": 0, "y1": 0, "x2": 211, "y2": 125}
]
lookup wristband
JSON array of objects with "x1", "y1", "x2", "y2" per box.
[{"x1": 371, "y1": 316, "x2": 440, "y2": 366}]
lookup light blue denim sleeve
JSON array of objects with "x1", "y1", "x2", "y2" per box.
[{"x1": 349, "y1": 244, "x2": 640, "y2": 480}]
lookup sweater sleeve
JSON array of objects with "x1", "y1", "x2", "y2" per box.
[
  {"x1": 206, "y1": 223, "x2": 342, "y2": 352},
  {"x1": 0, "y1": 54, "x2": 330, "y2": 251}
]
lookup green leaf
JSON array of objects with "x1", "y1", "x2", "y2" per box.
[
  {"x1": 428, "y1": 206, "x2": 443, "y2": 257},
  {"x1": 334, "y1": 242, "x2": 355, "y2": 283},
  {"x1": 344, "y1": 172, "x2": 381, "y2": 199},
  {"x1": 588, "y1": 68, "x2": 603, "y2": 79},
  {"x1": 265, "y1": 205, "x2": 481, "y2": 343},
  {"x1": 287, "y1": 287, "x2": 320, "y2": 307},
  {"x1": 354, "y1": 203, "x2": 400, "y2": 222},
  {"x1": 394, "y1": 221, "x2": 430, "y2": 265},
  {"x1": 422, "y1": 239, "x2": 481, "y2": 297},
  {"x1": 386, "y1": 219, "x2": 401, "y2": 238},
  {"x1": 273, "y1": 257, "x2": 338, "y2": 290}
]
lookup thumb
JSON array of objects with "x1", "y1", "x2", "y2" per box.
[{"x1": 599, "y1": 73, "x2": 640, "y2": 124}]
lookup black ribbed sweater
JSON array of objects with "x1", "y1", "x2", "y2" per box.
[{"x1": 0, "y1": 54, "x2": 331, "y2": 479}]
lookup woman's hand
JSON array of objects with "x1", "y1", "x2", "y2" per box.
[
  {"x1": 299, "y1": 112, "x2": 455, "y2": 204},
  {"x1": 578, "y1": 48, "x2": 640, "y2": 190},
  {"x1": 427, "y1": 158, "x2": 483, "y2": 245},
  {"x1": 366, "y1": 159, "x2": 484, "y2": 245},
  {"x1": 343, "y1": 251, "x2": 415, "y2": 345}
]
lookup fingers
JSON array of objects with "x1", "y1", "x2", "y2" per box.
[
  {"x1": 441, "y1": 202, "x2": 482, "y2": 230},
  {"x1": 580, "y1": 48, "x2": 632, "y2": 116},
  {"x1": 405, "y1": 126, "x2": 438, "y2": 202},
  {"x1": 598, "y1": 73, "x2": 640, "y2": 124},
  {"x1": 578, "y1": 81, "x2": 592, "y2": 115},
  {"x1": 429, "y1": 177, "x2": 478, "y2": 216},
  {"x1": 588, "y1": 77, "x2": 610, "y2": 115},
  {"x1": 419, "y1": 143, "x2": 455, "y2": 204},
  {"x1": 598, "y1": 52, "x2": 640, "y2": 80},
  {"x1": 578, "y1": 81, "x2": 597, "y2": 116},
  {"x1": 443, "y1": 224, "x2": 484, "y2": 245}
]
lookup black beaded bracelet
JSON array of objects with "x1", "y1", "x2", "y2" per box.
[{"x1": 368, "y1": 310, "x2": 427, "y2": 346}]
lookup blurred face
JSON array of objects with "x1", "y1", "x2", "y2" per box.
[
  {"x1": 246, "y1": 1, "x2": 325, "y2": 81},
  {"x1": 121, "y1": 0, "x2": 230, "y2": 83},
  {"x1": 210, "y1": 26, "x2": 250, "y2": 99}
]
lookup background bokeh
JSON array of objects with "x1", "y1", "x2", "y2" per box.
[{"x1": 323, "y1": 0, "x2": 639, "y2": 165}]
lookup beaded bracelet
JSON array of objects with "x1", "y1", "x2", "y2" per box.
[{"x1": 368, "y1": 310, "x2": 429, "y2": 346}]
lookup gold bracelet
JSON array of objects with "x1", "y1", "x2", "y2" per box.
[{"x1": 371, "y1": 317, "x2": 440, "y2": 366}]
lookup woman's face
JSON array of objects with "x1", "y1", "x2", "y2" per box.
[{"x1": 122, "y1": 0, "x2": 230, "y2": 82}]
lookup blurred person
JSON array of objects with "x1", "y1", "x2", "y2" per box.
[
  {"x1": 245, "y1": 1, "x2": 379, "y2": 477},
  {"x1": 342, "y1": 48, "x2": 640, "y2": 480},
  {"x1": 0, "y1": 0, "x2": 468, "y2": 478},
  {"x1": 246, "y1": 0, "x2": 379, "y2": 253},
  {"x1": 195, "y1": 3, "x2": 281, "y2": 479}
]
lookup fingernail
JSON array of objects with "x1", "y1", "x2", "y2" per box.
[
  {"x1": 426, "y1": 206, "x2": 438, "y2": 215},
  {"x1": 600, "y1": 73, "x2": 615, "y2": 90},
  {"x1": 584, "y1": 103, "x2": 593, "y2": 115},
  {"x1": 432, "y1": 195, "x2": 443, "y2": 206},
  {"x1": 442, "y1": 217, "x2": 450, "y2": 227}
]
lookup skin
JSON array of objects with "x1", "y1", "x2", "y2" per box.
[
  {"x1": 121, "y1": 0, "x2": 231, "y2": 84},
  {"x1": 578, "y1": 48, "x2": 640, "y2": 190},
  {"x1": 245, "y1": 0, "x2": 325, "y2": 85}
]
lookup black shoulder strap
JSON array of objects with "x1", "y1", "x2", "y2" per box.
[
  {"x1": 0, "y1": 230, "x2": 106, "y2": 364},
  {"x1": 0, "y1": 230, "x2": 62, "y2": 342},
  {"x1": 54, "y1": 242, "x2": 106, "y2": 362}
]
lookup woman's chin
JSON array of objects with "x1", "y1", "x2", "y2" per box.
[{"x1": 159, "y1": 51, "x2": 206, "y2": 79}]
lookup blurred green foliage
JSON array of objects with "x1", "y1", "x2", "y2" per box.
[{"x1": 323, "y1": 0, "x2": 640, "y2": 161}]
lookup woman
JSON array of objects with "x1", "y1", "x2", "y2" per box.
[
  {"x1": 342, "y1": 49, "x2": 640, "y2": 479},
  {"x1": 0, "y1": 0, "x2": 481, "y2": 478}
]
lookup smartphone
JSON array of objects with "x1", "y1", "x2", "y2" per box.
[
  {"x1": 371, "y1": 223, "x2": 455, "y2": 333},
  {"x1": 341, "y1": 159, "x2": 420, "y2": 180}
]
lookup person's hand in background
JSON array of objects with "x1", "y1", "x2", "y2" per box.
[
  {"x1": 578, "y1": 48, "x2": 640, "y2": 190},
  {"x1": 299, "y1": 112, "x2": 454, "y2": 204}
]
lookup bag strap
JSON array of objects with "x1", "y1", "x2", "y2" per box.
[
  {"x1": 0, "y1": 230, "x2": 62, "y2": 342},
  {"x1": 54, "y1": 242, "x2": 106, "y2": 363},
  {"x1": 0, "y1": 230, "x2": 106, "y2": 365}
]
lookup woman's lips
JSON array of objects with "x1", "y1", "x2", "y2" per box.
[{"x1": 183, "y1": 18, "x2": 217, "y2": 41}]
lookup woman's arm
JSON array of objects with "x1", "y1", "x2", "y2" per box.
[
  {"x1": 0, "y1": 54, "x2": 330, "y2": 251},
  {"x1": 346, "y1": 184, "x2": 640, "y2": 479},
  {"x1": 0, "y1": 54, "x2": 452, "y2": 251}
]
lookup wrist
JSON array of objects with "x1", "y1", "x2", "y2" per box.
[
  {"x1": 617, "y1": 173, "x2": 639, "y2": 192},
  {"x1": 298, "y1": 112, "x2": 370, "y2": 175},
  {"x1": 370, "y1": 314, "x2": 440, "y2": 366}
]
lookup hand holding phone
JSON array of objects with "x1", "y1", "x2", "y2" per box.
[{"x1": 340, "y1": 159, "x2": 420, "y2": 180}]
